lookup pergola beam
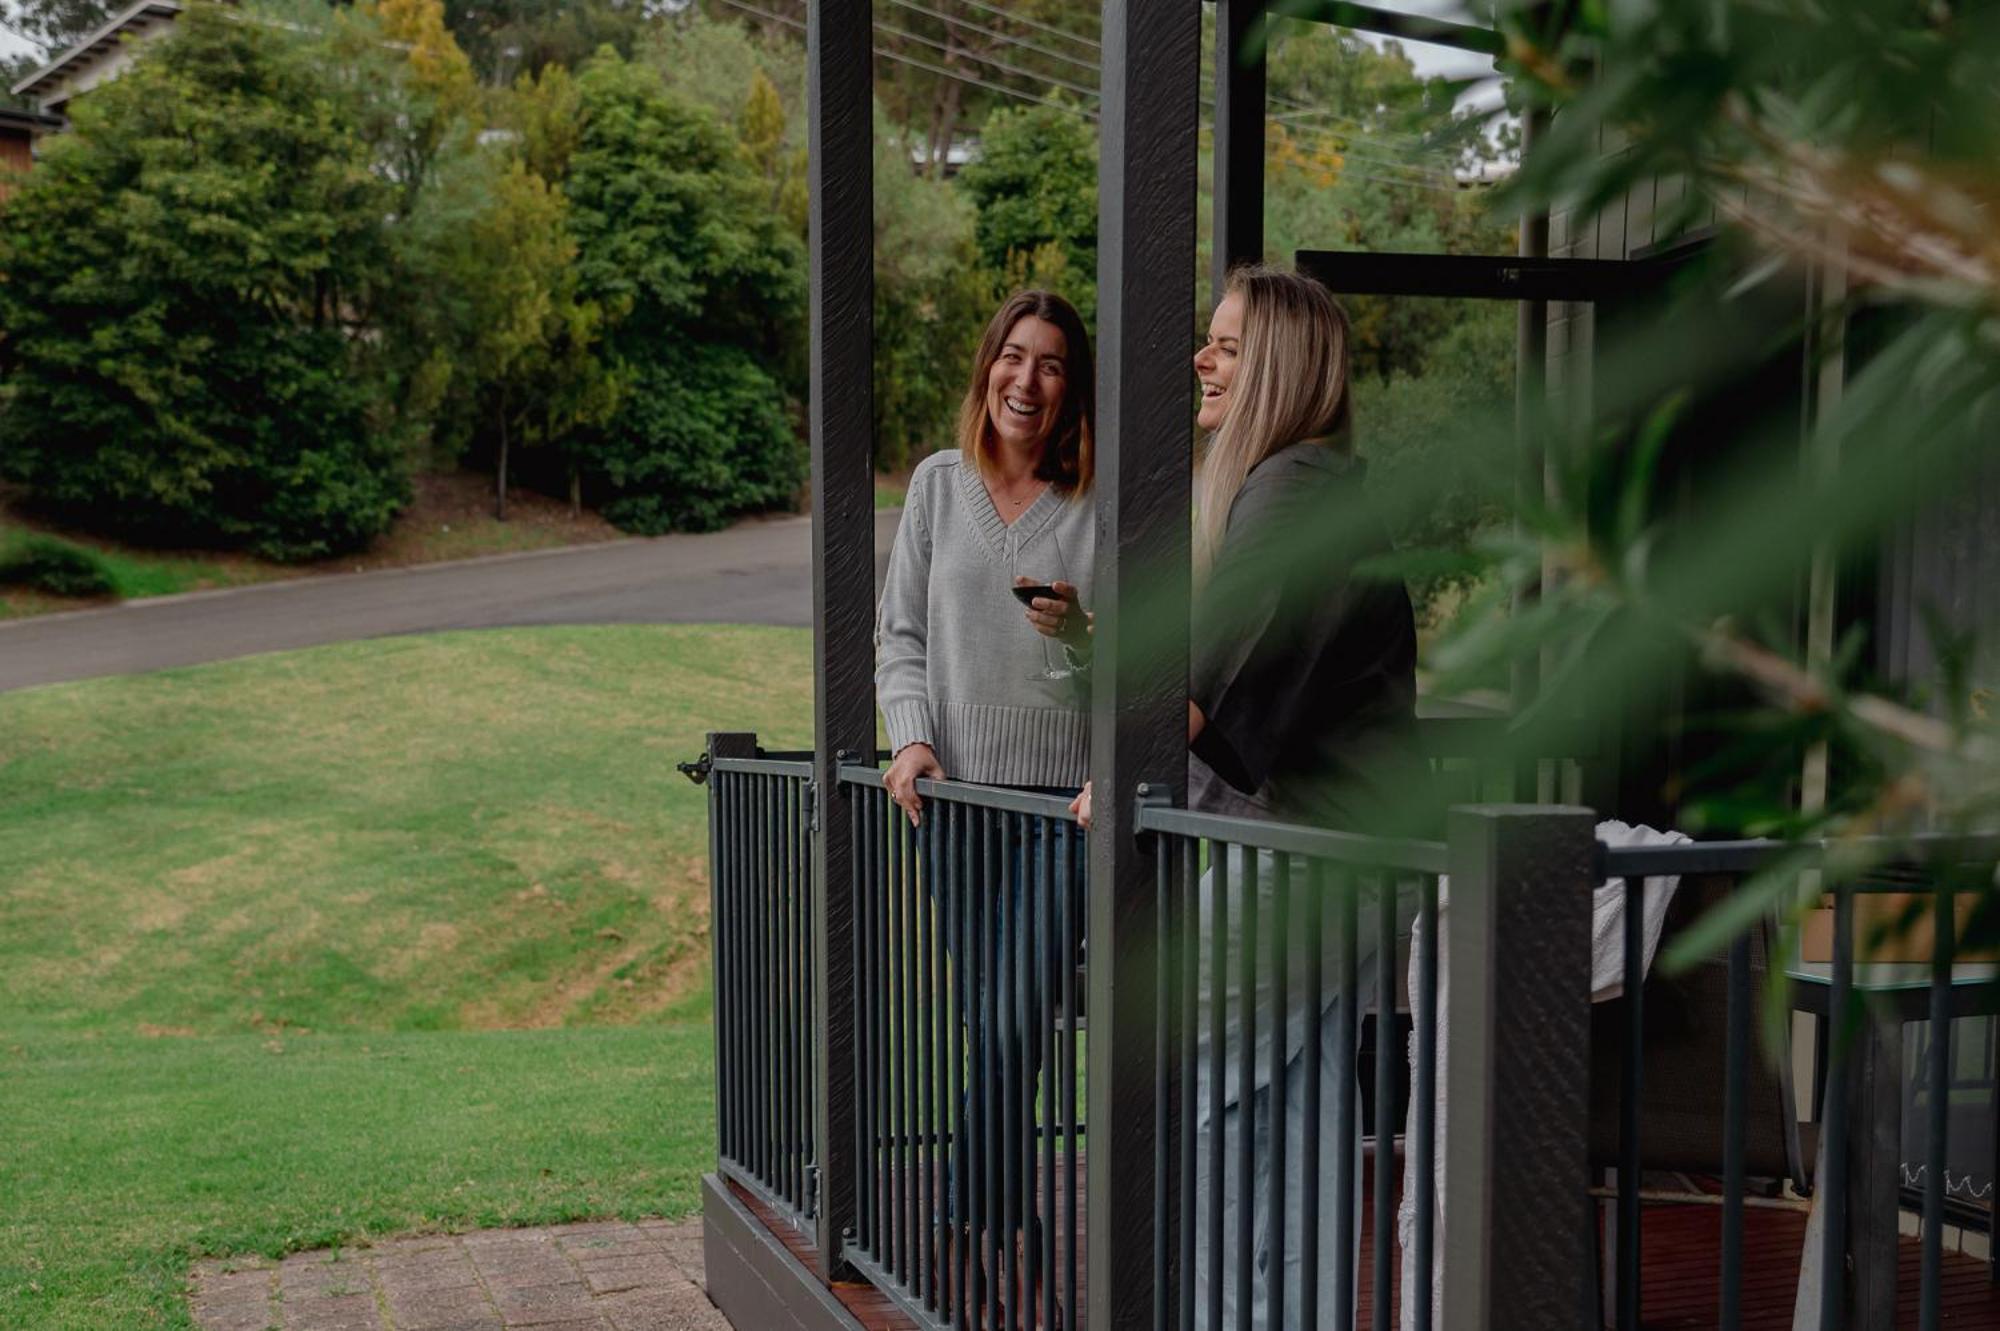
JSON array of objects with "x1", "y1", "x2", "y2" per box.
[{"x1": 1266, "y1": 0, "x2": 1507, "y2": 56}]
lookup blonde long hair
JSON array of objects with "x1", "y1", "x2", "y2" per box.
[
  {"x1": 954, "y1": 290, "x2": 1096, "y2": 494},
  {"x1": 1194, "y1": 266, "x2": 1353, "y2": 576}
]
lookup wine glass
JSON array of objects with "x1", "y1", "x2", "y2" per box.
[{"x1": 1013, "y1": 530, "x2": 1076, "y2": 682}]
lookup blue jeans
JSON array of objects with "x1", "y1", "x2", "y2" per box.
[{"x1": 933, "y1": 795, "x2": 1084, "y2": 1250}]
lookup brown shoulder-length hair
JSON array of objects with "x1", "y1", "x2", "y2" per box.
[{"x1": 954, "y1": 290, "x2": 1095, "y2": 496}]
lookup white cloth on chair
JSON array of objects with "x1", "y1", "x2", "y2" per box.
[{"x1": 1395, "y1": 818, "x2": 1692, "y2": 1330}]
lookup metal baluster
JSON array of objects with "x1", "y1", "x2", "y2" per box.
[
  {"x1": 952, "y1": 800, "x2": 970, "y2": 1330},
  {"x1": 1156, "y1": 832, "x2": 1175, "y2": 1331},
  {"x1": 755, "y1": 775, "x2": 770, "y2": 1186},
  {"x1": 1300, "y1": 859, "x2": 1325, "y2": 1331},
  {"x1": 1374, "y1": 875, "x2": 1395, "y2": 1331},
  {"x1": 1619, "y1": 875, "x2": 1645, "y2": 1331},
  {"x1": 1267, "y1": 853, "x2": 1292, "y2": 1331},
  {"x1": 909, "y1": 802, "x2": 925, "y2": 1303},
  {"x1": 1208, "y1": 839, "x2": 1228, "y2": 1331},
  {"x1": 985, "y1": 806, "x2": 1003, "y2": 1331},
  {"x1": 923, "y1": 802, "x2": 940, "y2": 1311},
  {"x1": 1180, "y1": 835, "x2": 1200, "y2": 1331},
  {"x1": 893, "y1": 796, "x2": 910, "y2": 1284},
  {"x1": 870, "y1": 787, "x2": 887, "y2": 1258},
  {"x1": 850, "y1": 779, "x2": 867, "y2": 1240},
  {"x1": 1004, "y1": 812, "x2": 1023, "y2": 1331},
  {"x1": 1722, "y1": 926, "x2": 1750, "y2": 1331},
  {"x1": 1821, "y1": 885, "x2": 1853, "y2": 1331},
  {"x1": 1412, "y1": 874, "x2": 1439, "y2": 1331},
  {"x1": 1062, "y1": 819, "x2": 1080, "y2": 1331},
  {"x1": 801, "y1": 777, "x2": 816, "y2": 1213},
  {"x1": 778, "y1": 779, "x2": 792, "y2": 1207},
  {"x1": 722, "y1": 773, "x2": 737, "y2": 1167},
  {"x1": 1236, "y1": 844, "x2": 1257, "y2": 1331},
  {"x1": 1920, "y1": 883, "x2": 1954, "y2": 1331},
  {"x1": 1043, "y1": 814, "x2": 1059, "y2": 1331},
  {"x1": 1333, "y1": 868, "x2": 1359, "y2": 1330},
  {"x1": 969, "y1": 804, "x2": 986, "y2": 1322}
]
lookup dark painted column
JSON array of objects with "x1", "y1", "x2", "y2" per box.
[
  {"x1": 1513, "y1": 107, "x2": 1552, "y2": 803},
  {"x1": 1211, "y1": 0, "x2": 1265, "y2": 298},
  {"x1": 1087, "y1": 1, "x2": 1199, "y2": 1328},
  {"x1": 807, "y1": 0, "x2": 872, "y2": 1282},
  {"x1": 1439, "y1": 805, "x2": 1598, "y2": 1330}
]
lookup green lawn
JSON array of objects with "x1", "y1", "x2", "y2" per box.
[{"x1": 0, "y1": 625, "x2": 812, "y2": 1329}]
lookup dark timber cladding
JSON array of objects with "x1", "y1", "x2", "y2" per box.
[
  {"x1": 1089, "y1": 3, "x2": 1197, "y2": 1330},
  {"x1": 807, "y1": 0, "x2": 872, "y2": 1280}
]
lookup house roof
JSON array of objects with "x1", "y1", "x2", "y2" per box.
[
  {"x1": 0, "y1": 107, "x2": 66, "y2": 133},
  {"x1": 10, "y1": 0, "x2": 183, "y2": 103}
]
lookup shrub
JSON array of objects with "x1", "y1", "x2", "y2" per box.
[
  {"x1": 0, "y1": 535, "x2": 117, "y2": 598},
  {"x1": 0, "y1": 6, "x2": 409, "y2": 562},
  {"x1": 592, "y1": 344, "x2": 802, "y2": 534}
]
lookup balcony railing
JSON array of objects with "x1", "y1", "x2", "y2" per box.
[{"x1": 696, "y1": 732, "x2": 2000, "y2": 1329}]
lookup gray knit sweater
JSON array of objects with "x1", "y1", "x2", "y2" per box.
[{"x1": 875, "y1": 449, "x2": 1095, "y2": 788}]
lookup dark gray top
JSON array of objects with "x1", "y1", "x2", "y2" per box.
[{"x1": 1187, "y1": 441, "x2": 1429, "y2": 833}]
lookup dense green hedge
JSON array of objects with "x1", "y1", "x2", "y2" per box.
[{"x1": 0, "y1": 7, "x2": 409, "y2": 561}]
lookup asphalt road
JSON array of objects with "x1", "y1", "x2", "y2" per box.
[{"x1": 0, "y1": 509, "x2": 905, "y2": 693}]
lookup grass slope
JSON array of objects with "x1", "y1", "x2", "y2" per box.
[{"x1": 0, "y1": 625, "x2": 810, "y2": 1329}]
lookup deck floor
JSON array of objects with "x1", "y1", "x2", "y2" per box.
[{"x1": 731, "y1": 1178, "x2": 2000, "y2": 1329}]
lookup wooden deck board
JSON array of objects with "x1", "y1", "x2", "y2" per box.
[{"x1": 727, "y1": 1175, "x2": 2000, "y2": 1329}]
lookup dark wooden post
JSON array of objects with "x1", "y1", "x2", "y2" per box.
[
  {"x1": 807, "y1": 0, "x2": 873, "y2": 1281},
  {"x1": 1211, "y1": 0, "x2": 1265, "y2": 298},
  {"x1": 1439, "y1": 805, "x2": 1597, "y2": 1330},
  {"x1": 1088, "y1": 2, "x2": 1198, "y2": 1328}
]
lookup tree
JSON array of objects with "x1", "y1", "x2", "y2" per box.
[
  {"x1": 650, "y1": 12, "x2": 986, "y2": 472},
  {"x1": 955, "y1": 102, "x2": 1097, "y2": 325},
  {"x1": 873, "y1": 110, "x2": 987, "y2": 472},
  {"x1": 561, "y1": 49, "x2": 806, "y2": 532},
  {"x1": 441, "y1": 0, "x2": 643, "y2": 86},
  {"x1": 0, "y1": 3, "x2": 408, "y2": 560},
  {"x1": 0, "y1": 0, "x2": 115, "y2": 61}
]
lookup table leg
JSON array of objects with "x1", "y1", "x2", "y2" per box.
[{"x1": 1847, "y1": 1006, "x2": 1902, "y2": 1329}]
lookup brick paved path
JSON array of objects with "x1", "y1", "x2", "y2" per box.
[{"x1": 189, "y1": 1219, "x2": 730, "y2": 1331}]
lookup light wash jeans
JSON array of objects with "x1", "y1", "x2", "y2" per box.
[{"x1": 1190, "y1": 846, "x2": 1412, "y2": 1331}]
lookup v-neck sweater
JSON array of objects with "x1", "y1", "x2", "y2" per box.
[{"x1": 875, "y1": 448, "x2": 1096, "y2": 788}]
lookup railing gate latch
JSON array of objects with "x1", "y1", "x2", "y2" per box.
[{"x1": 676, "y1": 752, "x2": 712, "y2": 786}]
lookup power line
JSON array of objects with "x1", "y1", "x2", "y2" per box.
[
  {"x1": 880, "y1": 0, "x2": 1099, "y2": 77},
  {"x1": 871, "y1": 12, "x2": 1098, "y2": 102},
  {"x1": 713, "y1": 1, "x2": 1468, "y2": 190},
  {"x1": 713, "y1": 0, "x2": 1095, "y2": 121},
  {"x1": 945, "y1": 0, "x2": 1100, "y2": 53}
]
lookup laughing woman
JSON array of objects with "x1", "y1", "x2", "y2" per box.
[
  {"x1": 874, "y1": 288, "x2": 1096, "y2": 1294},
  {"x1": 1052, "y1": 265, "x2": 1428, "y2": 1329}
]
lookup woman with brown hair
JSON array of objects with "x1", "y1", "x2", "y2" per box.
[
  {"x1": 874, "y1": 288, "x2": 1096, "y2": 1307},
  {"x1": 877, "y1": 288, "x2": 1096, "y2": 811}
]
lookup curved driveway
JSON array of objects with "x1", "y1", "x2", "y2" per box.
[{"x1": 0, "y1": 509, "x2": 903, "y2": 693}]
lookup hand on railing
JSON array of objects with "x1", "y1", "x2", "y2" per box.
[
  {"x1": 884, "y1": 742, "x2": 943, "y2": 826},
  {"x1": 1070, "y1": 780, "x2": 1092, "y2": 830}
]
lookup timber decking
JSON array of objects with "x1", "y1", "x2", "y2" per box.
[{"x1": 729, "y1": 1171, "x2": 2000, "y2": 1330}]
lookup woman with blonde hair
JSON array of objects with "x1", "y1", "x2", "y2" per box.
[{"x1": 1048, "y1": 264, "x2": 1426, "y2": 1329}]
